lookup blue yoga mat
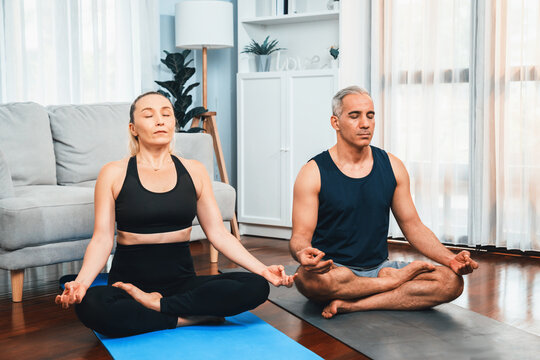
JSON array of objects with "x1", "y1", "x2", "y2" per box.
[
  {"x1": 95, "y1": 311, "x2": 322, "y2": 360},
  {"x1": 60, "y1": 274, "x2": 321, "y2": 359},
  {"x1": 59, "y1": 273, "x2": 108, "y2": 290}
]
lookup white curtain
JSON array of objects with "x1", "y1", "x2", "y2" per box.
[
  {"x1": 371, "y1": 0, "x2": 540, "y2": 251},
  {"x1": 0, "y1": 0, "x2": 160, "y2": 105},
  {"x1": 471, "y1": 0, "x2": 540, "y2": 251},
  {"x1": 371, "y1": 0, "x2": 471, "y2": 245}
]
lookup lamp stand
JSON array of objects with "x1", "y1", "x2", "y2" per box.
[{"x1": 193, "y1": 47, "x2": 241, "y2": 263}]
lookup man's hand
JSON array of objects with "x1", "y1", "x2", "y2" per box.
[
  {"x1": 261, "y1": 265, "x2": 297, "y2": 287},
  {"x1": 55, "y1": 281, "x2": 88, "y2": 309},
  {"x1": 449, "y1": 250, "x2": 479, "y2": 275},
  {"x1": 296, "y1": 247, "x2": 333, "y2": 274}
]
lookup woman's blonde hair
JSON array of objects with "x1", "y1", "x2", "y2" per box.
[{"x1": 128, "y1": 91, "x2": 176, "y2": 156}]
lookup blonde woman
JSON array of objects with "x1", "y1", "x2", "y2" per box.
[{"x1": 56, "y1": 92, "x2": 295, "y2": 337}]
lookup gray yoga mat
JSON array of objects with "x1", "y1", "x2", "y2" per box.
[{"x1": 222, "y1": 266, "x2": 540, "y2": 360}]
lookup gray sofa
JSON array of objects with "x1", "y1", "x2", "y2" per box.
[{"x1": 0, "y1": 102, "x2": 236, "y2": 302}]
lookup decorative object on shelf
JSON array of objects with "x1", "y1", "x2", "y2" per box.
[
  {"x1": 306, "y1": 55, "x2": 321, "y2": 69},
  {"x1": 329, "y1": 46, "x2": 339, "y2": 68},
  {"x1": 155, "y1": 50, "x2": 206, "y2": 133},
  {"x1": 256, "y1": 0, "x2": 273, "y2": 17},
  {"x1": 242, "y1": 36, "x2": 285, "y2": 72},
  {"x1": 327, "y1": 0, "x2": 339, "y2": 11},
  {"x1": 289, "y1": 0, "x2": 297, "y2": 14},
  {"x1": 175, "y1": 0, "x2": 240, "y2": 251}
]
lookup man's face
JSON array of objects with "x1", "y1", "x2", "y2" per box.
[{"x1": 331, "y1": 93, "x2": 375, "y2": 148}]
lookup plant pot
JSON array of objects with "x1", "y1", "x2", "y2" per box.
[
  {"x1": 256, "y1": 55, "x2": 271, "y2": 72},
  {"x1": 331, "y1": 58, "x2": 339, "y2": 69}
]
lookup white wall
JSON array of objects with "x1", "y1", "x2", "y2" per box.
[{"x1": 159, "y1": 0, "x2": 238, "y2": 187}]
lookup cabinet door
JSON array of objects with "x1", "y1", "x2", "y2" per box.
[
  {"x1": 287, "y1": 72, "x2": 338, "y2": 226},
  {"x1": 237, "y1": 74, "x2": 287, "y2": 225}
]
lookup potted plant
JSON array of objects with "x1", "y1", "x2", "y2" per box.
[
  {"x1": 242, "y1": 36, "x2": 285, "y2": 72},
  {"x1": 155, "y1": 50, "x2": 207, "y2": 132},
  {"x1": 329, "y1": 46, "x2": 339, "y2": 68}
]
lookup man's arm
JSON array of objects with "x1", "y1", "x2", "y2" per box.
[
  {"x1": 388, "y1": 153, "x2": 478, "y2": 275},
  {"x1": 289, "y1": 161, "x2": 333, "y2": 273}
]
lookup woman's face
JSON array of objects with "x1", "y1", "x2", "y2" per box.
[{"x1": 130, "y1": 94, "x2": 175, "y2": 148}]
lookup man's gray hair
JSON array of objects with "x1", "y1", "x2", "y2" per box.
[{"x1": 332, "y1": 86, "x2": 371, "y2": 117}]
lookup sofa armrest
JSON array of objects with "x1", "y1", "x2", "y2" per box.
[{"x1": 0, "y1": 149, "x2": 15, "y2": 199}]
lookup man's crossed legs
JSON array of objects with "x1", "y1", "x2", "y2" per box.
[{"x1": 294, "y1": 260, "x2": 464, "y2": 318}]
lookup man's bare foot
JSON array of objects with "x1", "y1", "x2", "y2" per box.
[
  {"x1": 112, "y1": 282, "x2": 162, "y2": 312},
  {"x1": 177, "y1": 316, "x2": 226, "y2": 327},
  {"x1": 322, "y1": 299, "x2": 352, "y2": 319},
  {"x1": 378, "y1": 261, "x2": 435, "y2": 285}
]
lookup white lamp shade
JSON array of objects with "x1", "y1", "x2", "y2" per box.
[{"x1": 175, "y1": 1, "x2": 234, "y2": 49}]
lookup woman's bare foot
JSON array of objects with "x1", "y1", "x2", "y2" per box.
[
  {"x1": 112, "y1": 282, "x2": 162, "y2": 312},
  {"x1": 177, "y1": 316, "x2": 226, "y2": 327},
  {"x1": 378, "y1": 261, "x2": 435, "y2": 285}
]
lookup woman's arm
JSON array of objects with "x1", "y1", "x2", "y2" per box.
[
  {"x1": 55, "y1": 162, "x2": 118, "y2": 308},
  {"x1": 188, "y1": 160, "x2": 295, "y2": 287}
]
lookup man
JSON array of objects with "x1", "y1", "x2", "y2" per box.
[{"x1": 290, "y1": 86, "x2": 478, "y2": 318}]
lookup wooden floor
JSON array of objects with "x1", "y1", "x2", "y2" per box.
[{"x1": 1, "y1": 236, "x2": 539, "y2": 360}]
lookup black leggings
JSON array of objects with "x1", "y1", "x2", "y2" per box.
[{"x1": 74, "y1": 242, "x2": 269, "y2": 338}]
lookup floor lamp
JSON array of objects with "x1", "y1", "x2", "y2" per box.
[{"x1": 175, "y1": 0, "x2": 240, "y2": 262}]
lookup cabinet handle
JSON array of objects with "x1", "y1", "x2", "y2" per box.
[{"x1": 280, "y1": 148, "x2": 290, "y2": 152}]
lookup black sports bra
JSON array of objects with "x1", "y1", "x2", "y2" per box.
[{"x1": 115, "y1": 155, "x2": 197, "y2": 234}]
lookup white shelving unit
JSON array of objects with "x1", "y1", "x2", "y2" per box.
[
  {"x1": 238, "y1": 0, "x2": 339, "y2": 74},
  {"x1": 241, "y1": 10, "x2": 338, "y2": 26},
  {"x1": 237, "y1": 0, "x2": 340, "y2": 239}
]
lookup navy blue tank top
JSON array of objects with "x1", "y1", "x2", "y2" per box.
[
  {"x1": 115, "y1": 155, "x2": 197, "y2": 234},
  {"x1": 311, "y1": 147, "x2": 397, "y2": 268}
]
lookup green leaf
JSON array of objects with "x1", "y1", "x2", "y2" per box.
[
  {"x1": 182, "y1": 82, "x2": 200, "y2": 97},
  {"x1": 186, "y1": 127, "x2": 206, "y2": 133},
  {"x1": 155, "y1": 80, "x2": 180, "y2": 99},
  {"x1": 175, "y1": 67, "x2": 196, "y2": 86},
  {"x1": 180, "y1": 106, "x2": 206, "y2": 128}
]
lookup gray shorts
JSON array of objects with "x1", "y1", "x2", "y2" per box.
[{"x1": 335, "y1": 259, "x2": 410, "y2": 278}]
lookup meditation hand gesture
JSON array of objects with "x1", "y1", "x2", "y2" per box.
[
  {"x1": 296, "y1": 247, "x2": 334, "y2": 274},
  {"x1": 449, "y1": 251, "x2": 479, "y2": 275},
  {"x1": 261, "y1": 265, "x2": 297, "y2": 287},
  {"x1": 55, "y1": 281, "x2": 88, "y2": 309}
]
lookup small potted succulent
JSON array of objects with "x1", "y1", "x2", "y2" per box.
[
  {"x1": 329, "y1": 46, "x2": 339, "y2": 68},
  {"x1": 242, "y1": 36, "x2": 285, "y2": 72}
]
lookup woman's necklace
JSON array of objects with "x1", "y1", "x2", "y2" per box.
[{"x1": 140, "y1": 158, "x2": 171, "y2": 172}]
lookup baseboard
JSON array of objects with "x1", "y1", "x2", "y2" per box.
[{"x1": 239, "y1": 223, "x2": 291, "y2": 239}]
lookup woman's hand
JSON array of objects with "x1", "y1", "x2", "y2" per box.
[
  {"x1": 55, "y1": 281, "x2": 88, "y2": 309},
  {"x1": 261, "y1": 265, "x2": 297, "y2": 288}
]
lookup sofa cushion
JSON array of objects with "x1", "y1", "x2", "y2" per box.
[
  {"x1": 47, "y1": 103, "x2": 131, "y2": 185},
  {"x1": 192, "y1": 181, "x2": 236, "y2": 226},
  {"x1": 174, "y1": 133, "x2": 214, "y2": 180},
  {"x1": 0, "y1": 149, "x2": 15, "y2": 199},
  {"x1": 0, "y1": 185, "x2": 94, "y2": 250},
  {"x1": 0, "y1": 102, "x2": 57, "y2": 185},
  {"x1": 68, "y1": 180, "x2": 97, "y2": 188},
  {"x1": 0, "y1": 238, "x2": 91, "y2": 271}
]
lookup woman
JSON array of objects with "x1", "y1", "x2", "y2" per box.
[{"x1": 55, "y1": 92, "x2": 295, "y2": 337}]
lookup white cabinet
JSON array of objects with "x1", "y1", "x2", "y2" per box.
[{"x1": 237, "y1": 70, "x2": 337, "y2": 238}]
